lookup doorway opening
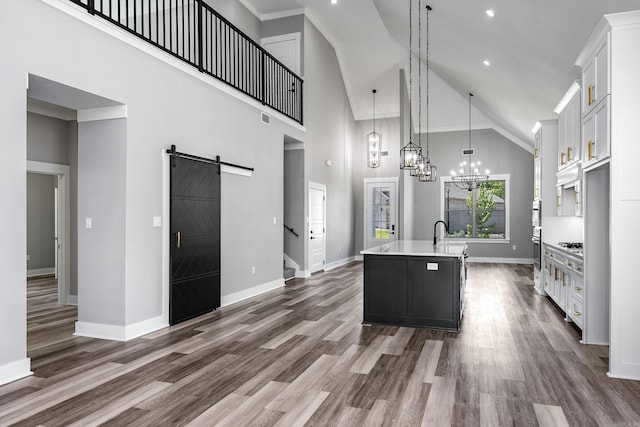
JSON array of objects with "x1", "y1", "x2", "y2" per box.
[
  {"x1": 308, "y1": 182, "x2": 326, "y2": 274},
  {"x1": 364, "y1": 177, "x2": 398, "y2": 250}
]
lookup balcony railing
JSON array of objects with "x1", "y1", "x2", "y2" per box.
[{"x1": 68, "y1": 0, "x2": 303, "y2": 124}]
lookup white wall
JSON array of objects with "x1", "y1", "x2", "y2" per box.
[{"x1": 0, "y1": 0, "x2": 308, "y2": 382}]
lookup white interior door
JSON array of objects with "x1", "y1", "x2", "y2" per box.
[
  {"x1": 309, "y1": 182, "x2": 326, "y2": 274},
  {"x1": 261, "y1": 33, "x2": 301, "y2": 75},
  {"x1": 364, "y1": 178, "x2": 398, "y2": 250}
]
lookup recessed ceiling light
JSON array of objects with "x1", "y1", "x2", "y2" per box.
[
  {"x1": 483, "y1": 60, "x2": 491, "y2": 66},
  {"x1": 331, "y1": 0, "x2": 337, "y2": 4},
  {"x1": 486, "y1": 9, "x2": 495, "y2": 18}
]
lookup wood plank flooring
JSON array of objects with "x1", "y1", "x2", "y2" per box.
[{"x1": 3, "y1": 264, "x2": 640, "y2": 426}]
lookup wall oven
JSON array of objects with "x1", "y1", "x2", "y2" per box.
[
  {"x1": 532, "y1": 200, "x2": 542, "y2": 227},
  {"x1": 532, "y1": 227, "x2": 541, "y2": 269}
]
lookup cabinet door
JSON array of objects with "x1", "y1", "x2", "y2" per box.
[
  {"x1": 558, "y1": 109, "x2": 568, "y2": 171},
  {"x1": 595, "y1": 39, "x2": 609, "y2": 104},
  {"x1": 534, "y1": 130, "x2": 541, "y2": 199},
  {"x1": 574, "y1": 180, "x2": 582, "y2": 216},
  {"x1": 363, "y1": 256, "x2": 407, "y2": 322},
  {"x1": 582, "y1": 98, "x2": 610, "y2": 168},
  {"x1": 556, "y1": 186, "x2": 563, "y2": 216},
  {"x1": 567, "y1": 93, "x2": 581, "y2": 165},
  {"x1": 408, "y1": 258, "x2": 457, "y2": 328},
  {"x1": 582, "y1": 57, "x2": 596, "y2": 112}
]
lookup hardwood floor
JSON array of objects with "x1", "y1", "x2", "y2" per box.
[{"x1": 3, "y1": 264, "x2": 640, "y2": 426}]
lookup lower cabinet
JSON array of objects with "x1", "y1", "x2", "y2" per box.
[
  {"x1": 363, "y1": 255, "x2": 463, "y2": 331},
  {"x1": 542, "y1": 245, "x2": 584, "y2": 332}
]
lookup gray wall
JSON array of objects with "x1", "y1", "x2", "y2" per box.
[
  {"x1": 284, "y1": 149, "x2": 305, "y2": 268},
  {"x1": 352, "y1": 117, "x2": 401, "y2": 254},
  {"x1": 411, "y1": 128, "x2": 534, "y2": 259},
  {"x1": 303, "y1": 17, "x2": 355, "y2": 267},
  {"x1": 204, "y1": 0, "x2": 260, "y2": 40},
  {"x1": 26, "y1": 173, "x2": 56, "y2": 271},
  {"x1": 1, "y1": 0, "x2": 309, "y2": 369},
  {"x1": 26, "y1": 112, "x2": 79, "y2": 295},
  {"x1": 77, "y1": 119, "x2": 127, "y2": 326},
  {"x1": 261, "y1": 15, "x2": 305, "y2": 76}
]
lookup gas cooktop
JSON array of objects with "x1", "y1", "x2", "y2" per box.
[{"x1": 559, "y1": 242, "x2": 583, "y2": 249}]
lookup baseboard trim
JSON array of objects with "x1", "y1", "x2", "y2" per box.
[
  {"x1": 324, "y1": 256, "x2": 356, "y2": 271},
  {"x1": 467, "y1": 257, "x2": 533, "y2": 264},
  {"x1": 27, "y1": 267, "x2": 55, "y2": 277},
  {"x1": 221, "y1": 278, "x2": 284, "y2": 307},
  {"x1": 296, "y1": 270, "x2": 311, "y2": 278},
  {"x1": 0, "y1": 358, "x2": 32, "y2": 387},
  {"x1": 355, "y1": 255, "x2": 364, "y2": 262},
  {"x1": 607, "y1": 371, "x2": 640, "y2": 381},
  {"x1": 75, "y1": 315, "x2": 167, "y2": 341}
]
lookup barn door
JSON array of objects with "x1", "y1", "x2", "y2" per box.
[{"x1": 170, "y1": 154, "x2": 221, "y2": 325}]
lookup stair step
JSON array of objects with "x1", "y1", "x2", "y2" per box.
[{"x1": 284, "y1": 267, "x2": 296, "y2": 281}]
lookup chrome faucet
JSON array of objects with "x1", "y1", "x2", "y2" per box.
[{"x1": 433, "y1": 220, "x2": 449, "y2": 245}]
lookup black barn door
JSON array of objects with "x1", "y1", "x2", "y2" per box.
[{"x1": 170, "y1": 155, "x2": 221, "y2": 325}]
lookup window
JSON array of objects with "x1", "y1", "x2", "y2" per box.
[{"x1": 441, "y1": 175, "x2": 509, "y2": 241}]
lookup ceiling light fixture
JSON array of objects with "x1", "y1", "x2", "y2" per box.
[
  {"x1": 486, "y1": 9, "x2": 495, "y2": 17},
  {"x1": 367, "y1": 89, "x2": 381, "y2": 168},
  {"x1": 417, "y1": 3, "x2": 437, "y2": 182},
  {"x1": 331, "y1": 0, "x2": 337, "y2": 4},
  {"x1": 483, "y1": 60, "x2": 491, "y2": 66},
  {"x1": 400, "y1": 0, "x2": 422, "y2": 171},
  {"x1": 450, "y1": 93, "x2": 490, "y2": 190}
]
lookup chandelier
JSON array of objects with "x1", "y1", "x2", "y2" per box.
[
  {"x1": 451, "y1": 92, "x2": 489, "y2": 190},
  {"x1": 367, "y1": 89, "x2": 381, "y2": 168}
]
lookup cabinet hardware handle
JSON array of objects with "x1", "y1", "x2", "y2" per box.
[
  {"x1": 574, "y1": 286, "x2": 583, "y2": 291},
  {"x1": 554, "y1": 267, "x2": 559, "y2": 280},
  {"x1": 567, "y1": 147, "x2": 572, "y2": 162},
  {"x1": 574, "y1": 310, "x2": 583, "y2": 317},
  {"x1": 588, "y1": 85, "x2": 594, "y2": 106},
  {"x1": 562, "y1": 272, "x2": 567, "y2": 286},
  {"x1": 177, "y1": 231, "x2": 181, "y2": 248},
  {"x1": 557, "y1": 195, "x2": 561, "y2": 207},
  {"x1": 534, "y1": 148, "x2": 538, "y2": 158},
  {"x1": 560, "y1": 152, "x2": 566, "y2": 165},
  {"x1": 588, "y1": 140, "x2": 594, "y2": 161},
  {"x1": 544, "y1": 281, "x2": 549, "y2": 287},
  {"x1": 565, "y1": 261, "x2": 571, "y2": 267}
]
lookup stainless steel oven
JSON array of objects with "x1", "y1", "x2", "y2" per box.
[
  {"x1": 532, "y1": 200, "x2": 542, "y2": 227},
  {"x1": 532, "y1": 227, "x2": 541, "y2": 269}
]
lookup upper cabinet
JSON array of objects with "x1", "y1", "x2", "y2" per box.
[
  {"x1": 533, "y1": 120, "x2": 558, "y2": 211},
  {"x1": 581, "y1": 38, "x2": 609, "y2": 116},
  {"x1": 557, "y1": 89, "x2": 581, "y2": 172}
]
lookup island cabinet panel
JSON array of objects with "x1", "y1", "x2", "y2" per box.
[
  {"x1": 363, "y1": 254, "x2": 463, "y2": 331},
  {"x1": 363, "y1": 256, "x2": 407, "y2": 324},
  {"x1": 408, "y1": 258, "x2": 459, "y2": 330}
]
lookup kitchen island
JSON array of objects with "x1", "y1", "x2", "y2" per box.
[{"x1": 361, "y1": 240, "x2": 467, "y2": 331}]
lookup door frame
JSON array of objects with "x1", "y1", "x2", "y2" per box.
[
  {"x1": 27, "y1": 160, "x2": 70, "y2": 305},
  {"x1": 308, "y1": 181, "x2": 326, "y2": 274},
  {"x1": 363, "y1": 177, "x2": 399, "y2": 250}
]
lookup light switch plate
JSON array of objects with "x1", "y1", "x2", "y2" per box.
[
  {"x1": 153, "y1": 216, "x2": 162, "y2": 227},
  {"x1": 427, "y1": 262, "x2": 439, "y2": 271},
  {"x1": 85, "y1": 218, "x2": 92, "y2": 229}
]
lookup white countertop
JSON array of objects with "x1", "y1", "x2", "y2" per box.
[{"x1": 360, "y1": 240, "x2": 468, "y2": 257}]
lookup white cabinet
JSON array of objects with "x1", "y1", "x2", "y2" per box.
[
  {"x1": 557, "y1": 89, "x2": 581, "y2": 172},
  {"x1": 581, "y1": 38, "x2": 609, "y2": 116},
  {"x1": 533, "y1": 120, "x2": 558, "y2": 211},
  {"x1": 574, "y1": 179, "x2": 582, "y2": 216},
  {"x1": 543, "y1": 245, "x2": 584, "y2": 333},
  {"x1": 582, "y1": 97, "x2": 610, "y2": 169}
]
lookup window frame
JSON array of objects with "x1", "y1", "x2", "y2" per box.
[{"x1": 440, "y1": 174, "x2": 511, "y2": 243}]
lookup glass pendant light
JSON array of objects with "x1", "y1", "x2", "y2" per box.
[
  {"x1": 400, "y1": 0, "x2": 422, "y2": 171},
  {"x1": 367, "y1": 89, "x2": 381, "y2": 168}
]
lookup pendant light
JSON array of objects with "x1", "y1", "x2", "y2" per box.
[
  {"x1": 400, "y1": 0, "x2": 421, "y2": 170},
  {"x1": 367, "y1": 89, "x2": 381, "y2": 168},
  {"x1": 411, "y1": 0, "x2": 426, "y2": 179},
  {"x1": 451, "y1": 93, "x2": 490, "y2": 190},
  {"x1": 418, "y1": 4, "x2": 437, "y2": 182}
]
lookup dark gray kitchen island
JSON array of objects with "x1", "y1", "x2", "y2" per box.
[{"x1": 361, "y1": 240, "x2": 467, "y2": 331}]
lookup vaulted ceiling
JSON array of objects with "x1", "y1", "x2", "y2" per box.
[{"x1": 241, "y1": 0, "x2": 640, "y2": 147}]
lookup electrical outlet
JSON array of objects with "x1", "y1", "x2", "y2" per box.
[
  {"x1": 512, "y1": 245, "x2": 517, "y2": 251},
  {"x1": 26, "y1": 254, "x2": 31, "y2": 261},
  {"x1": 251, "y1": 266, "x2": 255, "y2": 274}
]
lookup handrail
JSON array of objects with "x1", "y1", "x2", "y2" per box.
[
  {"x1": 67, "y1": 0, "x2": 303, "y2": 124},
  {"x1": 284, "y1": 224, "x2": 299, "y2": 238}
]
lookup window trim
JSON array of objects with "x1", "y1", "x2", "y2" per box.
[{"x1": 440, "y1": 174, "x2": 511, "y2": 242}]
